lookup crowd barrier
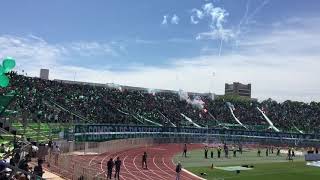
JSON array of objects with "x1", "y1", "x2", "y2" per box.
[
  {"x1": 45, "y1": 137, "x2": 217, "y2": 179},
  {"x1": 44, "y1": 138, "x2": 159, "y2": 180}
]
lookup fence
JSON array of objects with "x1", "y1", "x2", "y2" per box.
[{"x1": 44, "y1": 138, "x2": 158, "y2": 180}]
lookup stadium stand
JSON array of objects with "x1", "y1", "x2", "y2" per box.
[{"x1": 2, "y1": 72, "x2": 320, "y2": 135}]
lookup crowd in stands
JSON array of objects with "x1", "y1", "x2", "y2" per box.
[
  {"x1": 0, "y1": 139, "x2": 48, "y2": 179},
  {"x1": 3, "y1": 72, "x2": 320, "y2": 133}
]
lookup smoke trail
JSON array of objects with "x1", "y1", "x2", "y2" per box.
[
  {"x1": 245, "y1": 0, "x2": 269, "y2": 24},
  {"x1": 238, "y1": 0, "x2": 250, "y2": 32},
  {"x1": 233, "y1": 0, "x2": 269, "y2": 52},
  {"x1": 218, "y1": 38, "x2": 223, "y2": 56}
]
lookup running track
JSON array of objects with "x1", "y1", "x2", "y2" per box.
[{"x1": 71, "y1": 143, "x2": 205, "y2": 180}]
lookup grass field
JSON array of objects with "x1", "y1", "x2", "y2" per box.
[{"x1": 173, "y1": 148, "x2": 320, "y2": 180}]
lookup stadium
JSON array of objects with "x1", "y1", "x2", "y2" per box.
[
  {"x1": 0, "y1": 72, "x2": 319, "y2": 180},
  {"x1": 1, "y1": 0, "x2": 320, "y2": 180}
]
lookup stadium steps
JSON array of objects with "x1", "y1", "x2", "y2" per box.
[
  {"x1": 0, "y1": 92, "x2": 72, "y2": 142},
  {"x1": 0, "y1": 131, "x2": 15, "y2": 147},
  {"x1": 11, "y1": 122, "x2": 63, "y2": 142},
  {"x1": 0, "y1": 91, "x2": 16, "y2": 116},
  {"x1": 0, "y1": 91, "x2": 19, "y2": 135},
  {"x1": 0, "y1": 125, "x2": 32, "y2": 157}
]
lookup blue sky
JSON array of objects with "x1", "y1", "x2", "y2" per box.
[{"x1": 1, "y1": 0, "x2": 320, "y2": 101}]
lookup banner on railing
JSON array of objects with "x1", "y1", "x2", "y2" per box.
[{"x1": 74, "y1": 124, "x2": 319, "y2": 142}]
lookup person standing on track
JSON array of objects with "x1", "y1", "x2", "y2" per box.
[
  {"x1": 224, "y1": 144, "x2": 229, "y2": 158},
  {"x1": 204, "y1": 146, "x2": 208, "y2": 159},
  {"x1": 288, "y1": 148, "x2": 292, "y2": 161},
  {"x1": 239, "y1": 144, "x2": 243, "y2": 154},
  {"x1": 176, "y1": 162, "x2": 182, "y2": 180},
  {"x1": 277, "y1": 147, "x2": 281, "y2": 156},
  {"x1": 142, "y1": 152, "x2": 148, "y2": 169},
  {"x1": 114, "y1": 157, "x2": 122, "y2": 180},
  {"x1": 107, "y1": 158, "x2": 114, "y2": 179},
  {"x1": 292, "y1": 148, "x2": 295, "y2": 157},
  {"x1": 217, "y1": 146, "x2": 221, "y2": 158},
  {"x1": 183, "y1": 144, "x2": 187, "y2": 158}
]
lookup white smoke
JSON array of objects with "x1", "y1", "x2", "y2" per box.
[
  {"x1": 178, "y1": 89, "x2": 189, "y2": 101},
  {"x1": 196, "y1": 2, "x2": 234, "y2": 41},
  {"x1": 191, "y1": 16, "x2": 199, "y2": 24},
  {"x1": 147, "y1": 88, "x2": 157, "y2": 96},
  {"x1": 189, "y1": 96, "x2": 205, "y2": 110},
  {"x1": 190, "y1": 8, "x2": 204, "y2": 24},
  {"x1": 107, "y1": 83, "x2": 123, "y2": 91},
  {"x1": 171, "y1": 14, "x2": 180, "y2": 24},
  {"x1": 178, "y1": 90, "x2": 205, "y2": 110},
  {"x1": 162, "y1": 15, "x2": 168, "y2": 25}
]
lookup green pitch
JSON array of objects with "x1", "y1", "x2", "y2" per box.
[{"x1": 173, "y1": 148, "x2": 320, "y2": 180}]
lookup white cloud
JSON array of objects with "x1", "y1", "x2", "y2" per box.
[
  {"x1": 134, "y1": 38, "x2": 155, "y2": 44},
  {"x1": 190, "y1": 8, "x2": 204, "y2": 24},
  {"x1": 0, "y1": 35, "x2": 123, "y2": 75},
  {"x1": 162, "y1": 15, "x2": 168, "y2": 25},
  {"x1": 50, "y1": 51, "x2": 320, "y2": 103},
  {"x1": 0, "y1": 35, "x2": 62, "y2": 75},
  {"x1": 171, "y1": 14, "x2": 179, "y2": 25},
  {"x1": 2, "y1": 18, "x2": 320, "y2": 102},
  {"x1": 57, "y1": 18, "x2": 320, "y2": 102},
  {"x1": 67, "y1": 41, "x2": 120, "y2": 57},
  {"x1": 194, "y1": 8, "x2": 204, "y2": 19},
  {"x1": 196, "y1": 28, "x2": 235, "y2": 41}
]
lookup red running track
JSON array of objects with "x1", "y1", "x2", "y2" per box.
[{"x1": 74, "y1": 143, "x2": 204, "y2": 180}]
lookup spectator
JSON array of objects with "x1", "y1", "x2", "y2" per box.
[
  {"x1": 142, "y1": 152, "x2": 148, "y2": 169},
  {"x1": 183, "y1": 144, "x2": 187, "y2": 158},
  {"x1": 176, "y1": 162, "x2": 182, "y2": 180},
  {"x1": 33, "y1": 159, "x2": 44, "y2": 178},
  {"x1": 114, "y1": 157, "x2": 121, "y2": 180},
  {"x1": 18, "y1": 154, "x2": 31, "y2": 173},
  {"x1": 5, "y1": 72, "x2": 320, "y2": 132},
  {"x1": 0, "y1": 144, "x2": 5, "y2": 153},
  {"x1": 106, "y1": 158, "x2": 114, "y2": 179}
]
